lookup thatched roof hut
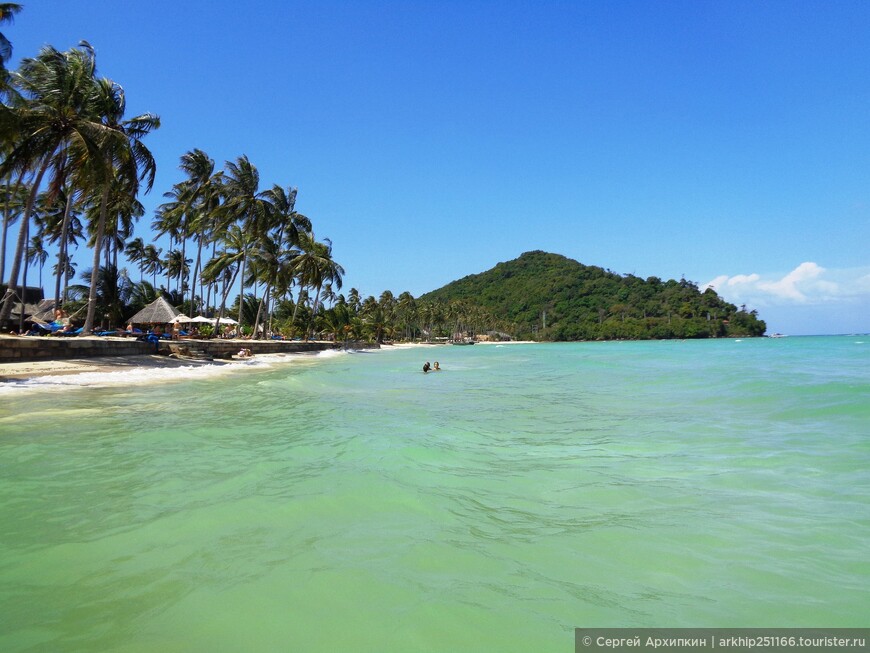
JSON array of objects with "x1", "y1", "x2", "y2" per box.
[{"x1": 128, "y1": 296, "x2": 180, "y2": 324}]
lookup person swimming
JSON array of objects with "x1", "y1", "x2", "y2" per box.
[
  {"x1": 433, "y1": 361, "x2": 441, "y2": 371},
  {"x1": 423, "y1": 362, "x2": 431, "y2": 373}
]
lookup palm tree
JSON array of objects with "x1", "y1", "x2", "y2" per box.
[
  {"x1": 81, "y1": 76, "x2": 159, "y2": 334},
  {"x1": 69, "y1": 263, "x2": 131, "y2": 329},
  {"x1": 291, "y1": 233, "x2": 345, "y2": 339},
  {"x1": 174, "y1": 149, "x2": 222, "y2": 316},
  {"x1": 0, "y1": 43, "x2": 106, "y2": 325},
  {"x1": 52, "y1": 256, "x2": 76, "y2": 305},
  {"x1": 201, "y1": 224, "x2": 247, "y2": 332},
  {"x1": 0, "y1": 3, "x2": 22, "y2": 72},
  {"x1": 361, "y1": 295, "x2": 388, "y2": 343},
  {"x1": 347, "y1": 287, "x2": 361, "y2": 315},
  {"x1": 128, "y1": 278, "x2": 158, "y2": 312},
  {"x1": 165, "y1": 248, "x2": 191, "y2": 293},
  {"x1": 43, "y1": 184, "x2": 84, "y2": 307},
  {"x1": 396, "y1": 291, "x2": 417, "y2": 340},
  {"x1": 101, "y1": 174, "x2": 143, "y2": 271},
  {"x1": 125, "y1": 236, "x2": 146, "y2": 282},
  {"x1": 0, "y1": 176, "x2": 25, "y2": 280},
  {"x1": 142, "y1": 243, "x2": 163, "y2": 287},
  {"x1": 25, "y1": 232, "x2": 47, "y2": 289},
  {"x1": 220, "y1": 155, "x2": 272, "y2": 325},
  {"x1": 151, "y1": 200, "x2": 181, "y2": 291}
]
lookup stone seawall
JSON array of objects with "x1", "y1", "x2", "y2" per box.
[
  {"x1": 162, "y1": 340, "x2": 379, "y2": 359},
  {"x1": 0, "y1": 336, "x2": 379, "y2": 363}
]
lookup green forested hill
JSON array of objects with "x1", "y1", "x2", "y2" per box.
[{"x1": 419, "y1": 251, "x2": 766, "y2": 340}]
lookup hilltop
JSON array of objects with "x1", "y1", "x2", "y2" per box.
[{"x1": 419, "y1": 251, "x2": 766, "y2": 340}]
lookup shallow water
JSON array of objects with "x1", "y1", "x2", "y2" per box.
[{"x1": 0, "y1": 338, "x2": 868, "y2": 651}]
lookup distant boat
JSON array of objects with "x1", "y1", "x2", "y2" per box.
[
  {"x1": 450, "y1": 338, "x2": 475, "y2": 345},
  {"x1": 768, "y1": 333, "x2": 788, "y2": 338}
]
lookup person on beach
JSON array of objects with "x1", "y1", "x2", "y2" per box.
[
  {"x1": 52, "y1": 309, "x2": 69, "y2": 327},
  {"x1": 433, "y1": 361, "x2": 441, "y2": 371},
  {"x1": 423, "y1": 362, "x2": 431, "y2": 373}
]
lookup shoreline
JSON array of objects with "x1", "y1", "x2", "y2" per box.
[
  {"x1": 0, "y1": 339, "x2": 539, "y2": 385},
  {"x1": 0, "y1": 353, "x2": 236, "y2": 382}
]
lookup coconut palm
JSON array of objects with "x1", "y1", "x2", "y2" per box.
[
  {"x1": 165, "y1": 248, "x2": 191, "y2": 293},
  {"x1": 43, "y1": 184, "x2": 84, "y2": 307},
  {"x1": 81, "y1": 76, "x2": 159, "y2": 334},
  {"x1": 69, "y1": 263, "x2": 132, "y2": 329},
  {"x1": 128, "y1": 278, "x2": 158, "y2": 312},
  {"x1": 52, "y1": 256, "x2": 76, "y2": 304},
  {"x1": 347, "y1": 287, "x2": 361, "y2": 315},
  {"x1": 151, "y1": 200, "x2": 182, "y2": 290},
  {"x1": 25, "y1": 232, "x2": 47, "y2": 288},
  {"x1": 124, "y1": 236, "x2": 146, "y2": 282},
  {"x1": 0, "y1": 43, "x2": 106, "y2": 325},
  {"x1": 220, "y1": 155, "x2": 273, "y2": 325},
  {"x1": 396, "y1": 291, "x2": 417, "y2": 340},
  {"x1": 0, "y1": 3, "x2": 22, "y2": 72},
  {"x1": 101, "y1": 175, "x2": 144, "y2": 271},
  {"x1": 142, "y1": 243, "x2": 163, "y2": 287},
  {"x1": 361, "y1": 295, "x2": 389, "y2": 343},
  {"x1": 174, "y1": 149, "x2": 223, "y2": 316},
  {"x1": 291, "y1": 233, "x2": 345, "y2": 339},
  {"x1": 0, "y1": 175, "x2": 25, "y2": 280},
  {"x1": 201, "y1": 223, "x2": 248, "y2": 332}
]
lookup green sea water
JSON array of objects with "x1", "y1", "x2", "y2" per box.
[{"x1": 0, "y1": 337, "x2": 868, "y2": 652}]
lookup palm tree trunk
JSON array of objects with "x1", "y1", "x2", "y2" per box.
[
  {"x1": 83, "y1": 182, "x2": 111, "y2": 334},
  {"x1": 190, "y1": 237, "x2": 202, "y2": 317},
  {"x1": 0, "y1": 159, "x2": 50, "y2": 326},
  {"x1": 308, "y1": 283, "x2": 323, "y2": 340},
  {"x1": 253, "y1": 280, "x2": 270, "y2": 340},
  {"x1": 236, "y1": 250, "x2": 247, "y2": 326},
  {"x1": 205, "y1": 240, "x2": 216, "y2": 315},
  {"x1": 291, "y1": 288, "x2": 304, "y2": 330},
  {"x1": 180, "y1": 233, "x2": 186, "y2": 297},
  {"x1": 54, "y1": 190, "x2": 74, "y2": 307},
  {"x1": 165, "y1": 234, "x2": 173, "y2": 293},
  {"x1": 62, "y1": 257, "x2": 72, "y2": 305},
  {"x1": 0, "y1": 172, "x2": 15, "y2": 282},
  {"x1": 19, "y1": 217, "x2": 30, "y2": 333},
  {"x1": 214, "y1": 264, "x2": 241, "y2": 337}
]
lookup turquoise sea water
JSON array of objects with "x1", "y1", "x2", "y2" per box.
[{"x1": 0, "y1": 337, "x2": 868, "y2": 652}]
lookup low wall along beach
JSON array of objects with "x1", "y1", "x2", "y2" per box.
[{"x1": 0, "y1": 335, "x2": 379, "y2": 364}]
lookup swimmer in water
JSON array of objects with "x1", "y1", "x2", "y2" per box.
[
  {"x1": 433, "y1": 361, "x2": 441, "y2": 371},
  {"x1": 423, "y1": 361, "x2": 431, "y2": 373}
]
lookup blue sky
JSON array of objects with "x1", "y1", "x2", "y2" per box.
[{"x1": 5, "y1": 1, "x2": 870, "y2": 335}]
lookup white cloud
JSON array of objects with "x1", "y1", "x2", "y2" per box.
[
  {"x1": 757, "y1": 261, "x2": 826, "y2": 301},
  {"x1": 703, "y1": 262, "x2": 870, "y2": 307}
]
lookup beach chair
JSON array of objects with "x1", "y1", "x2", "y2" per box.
[
  {"x1": 54, "y1": 327, "x2": 84, "y2": 337},
  {"x1": 33, "y1": 321, "x2": 64, "y2": 334}
]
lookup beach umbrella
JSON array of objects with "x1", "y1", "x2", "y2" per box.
[
  {"x1": 190, "y1": 315, "x2": 215, "y2": 323},
  {"x1": 216, "y1": 316, "x2": 238, "y2": 325},
  {"x1": 128, "y1": 296, "x2": 180, "y2": 324},
  {"x1": 171, "y1": 314, "x2": 192, "y2": 324}
]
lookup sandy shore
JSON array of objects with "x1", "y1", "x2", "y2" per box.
[
  {"x1": 0, "y1": 340, "x2": 537, "y2": 382},
  {"x1": 0, "y1": 354, "x2": 231, "y2": 382}
]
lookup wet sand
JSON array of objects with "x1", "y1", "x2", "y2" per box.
[{"x1": 0, "y1": 354, "x2": 230, "y2": 382}]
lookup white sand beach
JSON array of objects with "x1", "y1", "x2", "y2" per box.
[{"x1": 0, "y1": 354, "x2": 229, "y2": 382}]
